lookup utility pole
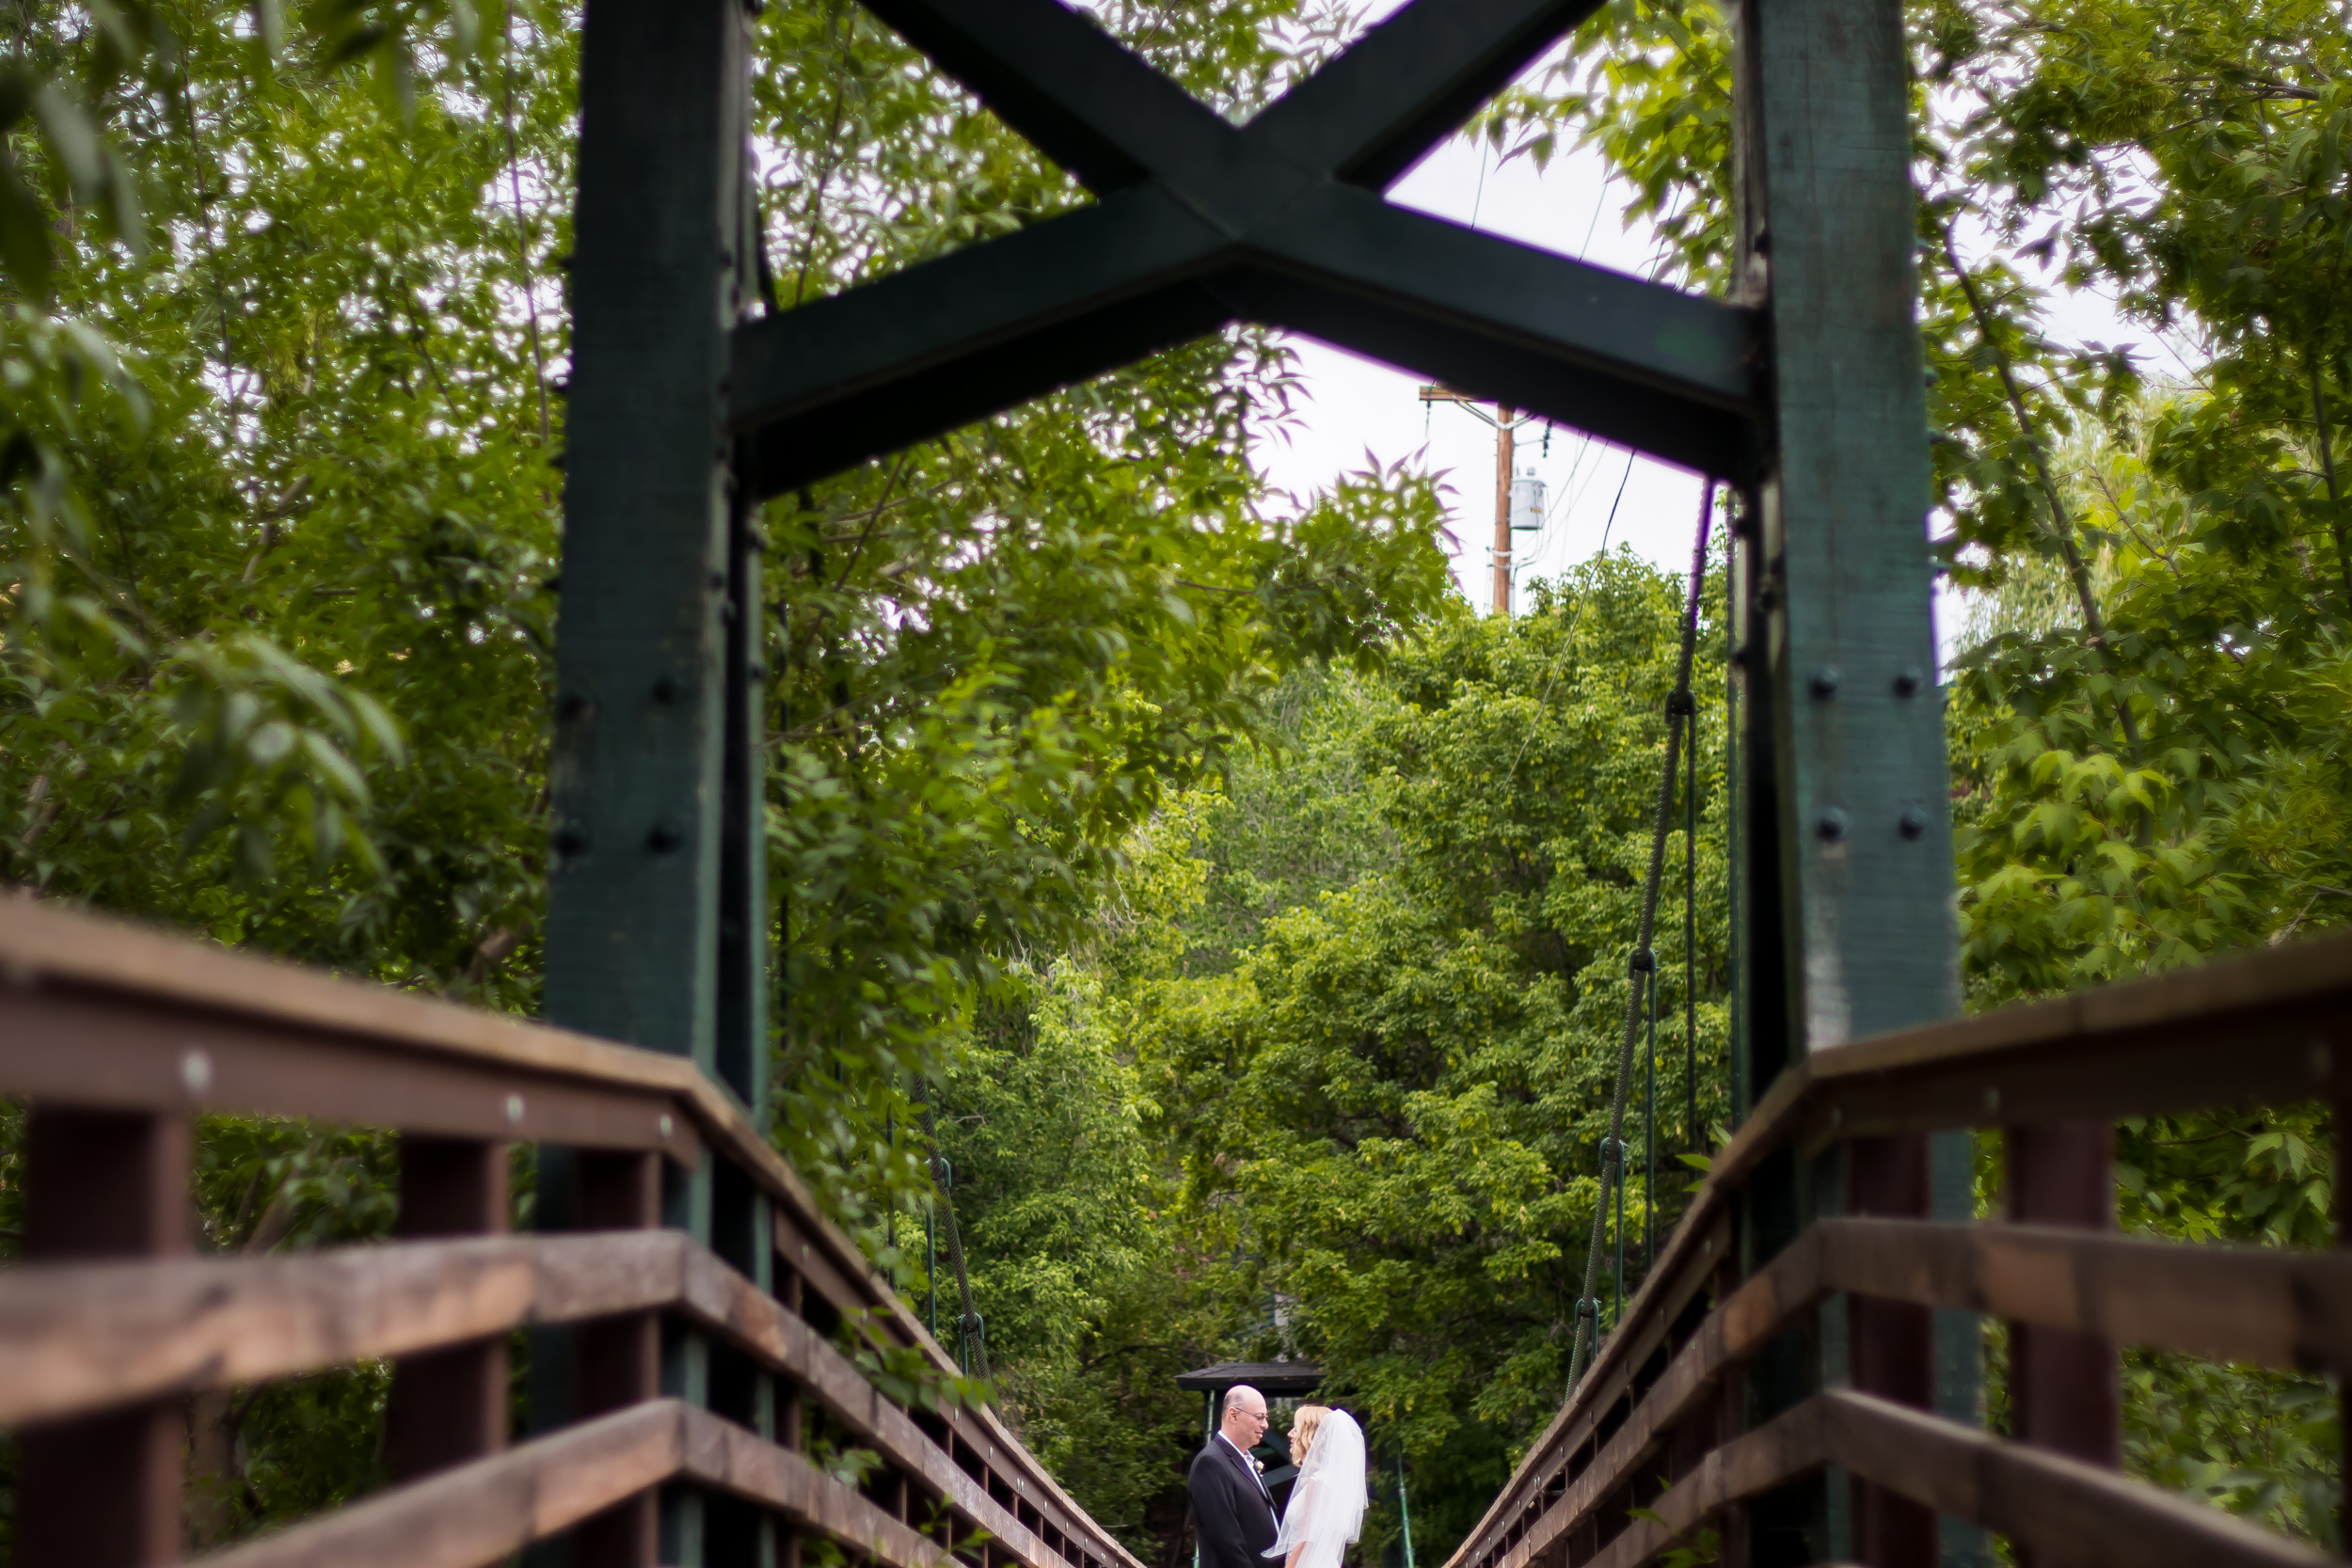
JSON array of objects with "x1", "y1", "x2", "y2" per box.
[
  {"x1": 1492, "y1": 405, "x2": 1515, "y2": 613},
  {"x1": 1421, "y1": 386, "x2": 1534, "y2": 614}
]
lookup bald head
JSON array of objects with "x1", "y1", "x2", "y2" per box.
[{"x1": 1219, "y1": 1385, "x2": 1268, "y2": 1450}]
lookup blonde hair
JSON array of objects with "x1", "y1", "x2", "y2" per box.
[{"x1": 1288, "y1": 1404, "x2": 1332, "y2": 1459}]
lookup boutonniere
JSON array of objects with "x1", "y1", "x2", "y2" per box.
[{"x1": 1254, "y1": 1459, "x2": 1265, "y2": 1473}]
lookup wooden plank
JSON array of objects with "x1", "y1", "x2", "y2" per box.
[
  {"x1": 1820, "y1": 1390, "x2": 2325, "y2": 1568},
  {"x1": 1581, "y1": 1390, "x2": 2328, "y2": 1568},
  {"x1": 0, "y1": 982, "x2": 701, "y2": 1164},
  {"x1": 682, "y1": 1408, "x2": 950, "y2": 1568},
  {"x1": 1454, "y1": 1208, "x2": 1736, "y2": 1568},
  {"x1": 1477, "y1": 1215, "x2": 2352, "y2": 1568},
  {"x1": 675, "y1": 1244, "x2": 1070, "y2": 1568},
  {"x1": 1454, "y1": 929, "x2": 2352, "y2": 1568},
  {"x1": 196, "y1": 1400, "x2": 690, "y2": 1568},
  {"x1": 15, "y1": 1105, "x2": 191, "y2": 1568},
  {"x1": 0, "y1": 1228, "x2": 1072, "y2": 1568},
  {"x1": 190, "y1": 1401, "x2": 972, "y2": 1568},
  {"x1": 1815, "y1": 1218, "x2": 2352, "y2": 1372},
  {"x1": 0, "y1": 1231, "x2": 676, "y2": 1425},
  {"x1": 386, "y1": 1135, "x2": 510, "y2": 1481},
  {"x1": 0, "y1": 894, "x2": 712, "y2": 1109},
  {"x1": 0, "y1": 898, "x2": 1138, "y2": 1568}
]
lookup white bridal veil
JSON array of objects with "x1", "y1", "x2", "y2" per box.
[{"x1": 1263, "y1": 1411, "x2": 1369, "y2": 1568}]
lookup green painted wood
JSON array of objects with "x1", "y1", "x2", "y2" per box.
[
  {"x1": 539, "y1": 0, "x2": 755, "y2": 1559},
  {"x1": 1731, "y1": 0, "x2": 1969, "y2": 1555},
  {"x1": 544, "y1": 0, "x2": 749, "y2": 1072}
]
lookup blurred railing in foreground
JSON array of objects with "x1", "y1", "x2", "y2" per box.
[{"x1": 0, "y1": 895, "x2": 1140, "y2": 1568}]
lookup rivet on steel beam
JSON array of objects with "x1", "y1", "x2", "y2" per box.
[
  {"x1": 1809, "y1": 666, "x2": 1841, "y2": 698},
  {"x1": 1894, "y1": 664, "x2": 1925, "y2": 697},
  {"x1": 505, "y1": 1094, "x2": 526, "y2": 1125},
  {"x1": 652, "y1": 676, "x2": 682, "y2": 705},
  {"x1": 1899, "y1": 807, "x2": 1931, "y2": 840},
  {"x1": 552, "y1": 824, "x2": 591, "y2": 857},
  {"x1": 647, "y1": 819, "x2": 684, "y2": 854},
  {"x1": 1817, "y1": 807, "x2": 1848, "y2": 841},
  {"x1": 557, "y1": 692, "x2": 591, "y2": 722},
  {"x1": 181, "y1": 1048, "x2": 214, "y2": 1097}
]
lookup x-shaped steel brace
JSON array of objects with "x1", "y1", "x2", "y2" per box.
[{"x1": 728, "y1": 0, "x2": 1765, "y2": 499}]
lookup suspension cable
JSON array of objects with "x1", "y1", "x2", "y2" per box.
[
  {"x1": 1566, "y1": 479, "x2": 1715, "y2": 1393},
  {"x1": 915, "y1": 1090, "x2": 990, "y2": 1381}
]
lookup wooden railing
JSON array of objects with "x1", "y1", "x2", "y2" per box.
[
  {"x1": 1445, "y1": 928, "x2": 2352, "y2": 1568},
  {"x1": 0, "y1": 895, "x2": 1142, "y2": 1568}
]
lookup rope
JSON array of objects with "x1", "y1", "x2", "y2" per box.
[
  {"x1": 1565, "y1": 479, "x2": 1715, "y2": 1393},
  {"x1": 915, "y1": 1088, "x2": 990, "y2": 1381}
]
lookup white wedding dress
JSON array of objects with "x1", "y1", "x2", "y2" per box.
[{"x1": 1263, "y1": 1411, "x2": 1369, "y2": 1568}]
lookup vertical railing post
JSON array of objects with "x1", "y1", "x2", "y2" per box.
[
  {"x1": 386, "y1": 1136, "x2": 511, "y2": 1480},
  {"x1": 574, "y1": 1150, "x2": 668, "y2": 1568},
  {"x1": 16, "y1": 1106, "x2": 191, "y2": 1568},
  {"x1": 2002, "y1": 1120, "x2": 2119, "y2": 1568},
  {"x1": 1727, "y1": 0, "x2": 1967, "y2": 1552},
  {"x1": 539, "y1": 0, "x2": 761, "y2": 1552}
]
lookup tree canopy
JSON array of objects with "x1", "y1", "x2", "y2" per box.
[{"x1": 0, "y1": 0, "x2": 2346, "y2": 1560}]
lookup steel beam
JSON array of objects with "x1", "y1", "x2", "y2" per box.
[
  {"x1": 1245, "y1": 0, "x2": 1609, "y2": 188},
  {"x1": 1726, "y1": 0, "x2": 1963, "y2": 1552},
  {"x1": 735, "y1": 0, "x2": 1758, "y2": 495},
  {"x1": 859, "y1": 0, "x2": 1263, "y2": 203},
  {"x1": 543, "y1": 0, "x2": 756, "y2": 1555},
  {"x1": 729, "y1": 190, "x2": 1758, "y2": 497}
]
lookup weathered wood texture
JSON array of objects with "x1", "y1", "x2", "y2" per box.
[
  {"x1": 15, "y1": 1106, "x2": 189, "y2": 1568},
  {"x1": 1581, "y1": 1391, "x2": 2327, "y2": 1568},
  {"x1": 1456, "y1": 927, "x2": 2352, "y2": 1568},
  {"x1": 192, "y1": 1402, "x2": 957, "y2": 1568},
  {"x1": 1455, "y1": 1206, "x2": 2352, "y2": 1568},
  {"x1": 0, "y1": 1227, "x2": 1099, "y2": 1568},
  {"x1": 385, "y1": 1135, "x2": 510, "y2": 1482},
  {"x1": 0, "y1": 895, "x2": 1137, "y2": 1568}
]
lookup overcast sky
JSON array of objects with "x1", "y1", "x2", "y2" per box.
[{"x1": 1248, "y1": 36, "x2": 2204, "y2": 657}]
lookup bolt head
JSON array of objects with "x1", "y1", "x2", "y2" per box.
[
  {"x1": 1809, "y1": 666, "x2": 1842, "y2": 699},
  {"x1": 1894, "y1": 664, "x2": 1926, "y2": 698},
  {"x1": 647, "y1": 819, "x2": 684, "y2": 854},
  {"x1": 552, "y1": 824, "x2": 591, "y2": 858},
  {"x1": 1899, "y1": 807, "x2": 1931, "y2": 840},
  {"x1": 1817, "y1": 807, "x2": 1849, "y2": 842},
  {"x1": 651, "y1": 676, "x2": 682, "y2": 705}
]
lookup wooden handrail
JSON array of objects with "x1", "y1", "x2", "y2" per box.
[
  {"x1": 1449, "y1": 928, "x2": 2352, "y2": 1568},
  {"x1": 192, "y1": 1401, "x2": 949, "y2": 1568},
  {"x1": 0, "y1": 895, "x2": 1140, "y2": 1568},
  {"x1": 1588, "y1": 1389, "x2": 2327, "y2": 1568}
]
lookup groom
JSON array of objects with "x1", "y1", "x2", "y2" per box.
[{"x1": 1190, "y1": 1385, "x2": 1279, "y2": 1568}]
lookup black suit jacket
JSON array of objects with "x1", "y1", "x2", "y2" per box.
[{"x1": 1189, "y1": 1434, "x2": 1279, "y2": 1568}]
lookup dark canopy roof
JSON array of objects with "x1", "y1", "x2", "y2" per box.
[{"x1": 1174, "y1": 1361, "x2": 1325, "y2": 1397}]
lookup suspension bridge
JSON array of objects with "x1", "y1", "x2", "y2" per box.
[{"x1": 2, "y1": 0, "x2": 2347, "y2": 1565}]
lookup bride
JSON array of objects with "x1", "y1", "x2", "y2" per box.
[{"x1": 1264, "y1": 1406, "x2": 1369, "y2": 1568}]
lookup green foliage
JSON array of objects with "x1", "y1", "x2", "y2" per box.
[
  {"x1": 0, "y1": 0, "x2": 1454, "y2": 1553},
  {"x1": 934, "y1": 554, "x2": 1733, "y2": 1564}
]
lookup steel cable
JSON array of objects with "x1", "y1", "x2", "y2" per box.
[{"x1": 1565, "y1": 480, "x2": 1715, "y2": 1393}]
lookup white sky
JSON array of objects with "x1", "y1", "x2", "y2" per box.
[{"x1": 1250, "y1": 46, "x2": 2203, "y2": 654}]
